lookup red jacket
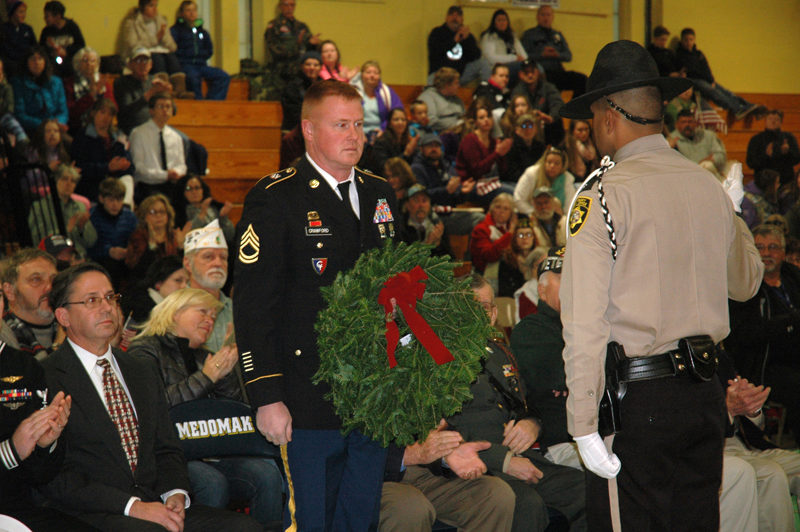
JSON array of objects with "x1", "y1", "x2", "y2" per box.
[
  {"x1": 456, "y1": 132, "x2": 508, "y2": 180},
  {"x1": 470, "y1": 211, "x2": 512, "y2": 273}
]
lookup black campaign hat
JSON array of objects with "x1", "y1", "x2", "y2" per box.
[{"x1": 560, "y1": 40, "x2": 692, "y2": 120}]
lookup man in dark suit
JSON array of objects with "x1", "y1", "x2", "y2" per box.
[
  {"x1": 40, "y1": 262, "x2": 261, "y2": 532},
  {"x1": 234, "y1": 79, "x2": 398, "y2": 531}
]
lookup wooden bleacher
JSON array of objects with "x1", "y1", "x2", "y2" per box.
[{"x1": 184, "y1": 79, "x2": 800, "y2": 225}]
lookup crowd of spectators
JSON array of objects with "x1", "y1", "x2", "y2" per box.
[{"x1": 2, "y1": 1, "x2": 799, "y2": 530}]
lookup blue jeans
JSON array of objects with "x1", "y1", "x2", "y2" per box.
[
  {"x1": 187, "y1": 456, "x2": 284, "y2": 526},
  {"x1": 690, "y1": 79, "x2": 751, "y2": 113},
  {"x1": 182, "y1": 63, "x2": 231, "y2": 100}
]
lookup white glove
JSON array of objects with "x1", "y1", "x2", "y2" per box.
[
  {"x1": 722, "y1": 162, "x2": 744, "y2": 213},
  {"x1": 575, "y1": 432, "x2": 621, "y2": 479}
]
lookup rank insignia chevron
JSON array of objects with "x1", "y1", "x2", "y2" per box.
[{"x1": 238, "y1": 224, "x2": 260, "y2": 264}]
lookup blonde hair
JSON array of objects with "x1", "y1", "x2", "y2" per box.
[
  {"x1": 139, "y1": 287, "x2": 223, "y2": 337},
  {"x1": 136, "y1": 194, "x2": 176, "y2": 232},
  {"x1": 532, "y1": 147, "x2": 569, "y2": 191}
]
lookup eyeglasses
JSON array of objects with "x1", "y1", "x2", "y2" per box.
[
  {"x1": 520, "y1": 123, "x2": 535, "y2": 129},
  {"x1": 148, "y1": 209, "x2": 167, "y2": 216},
  {"x1": 755, "y1": 244, "x2": 784, "y2": 252},
  {"x1": 185, "y1": 185, "x2": 203, "y2": 191},
  {"x1": 63, "y1": 293, "x2": 122, "y2": 309},
  {"x1": 516, "y1": 232, "x2": 534, "y2": 238}
]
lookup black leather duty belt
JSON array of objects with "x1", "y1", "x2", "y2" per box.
[{"x1": 617, "y1": 350, "x2": 688, "y2": 382}]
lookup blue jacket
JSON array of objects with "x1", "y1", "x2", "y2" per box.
[
  {"x1": 87, "y1": 205, "x2": 137, "y2": 260},
  {"x1": 10, "y1": 75, "x2": 68, "y2": 131},
  {"x1": 170, "y1": 22, "x2": 213, "y2": 66},
  {"x1": 71, "y1": 123, "x2": 135, "y2": 201}
]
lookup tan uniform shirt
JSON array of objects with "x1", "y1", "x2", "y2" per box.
[{"x1": 560, "y1": 134, "x2": 763, "y2": 437}]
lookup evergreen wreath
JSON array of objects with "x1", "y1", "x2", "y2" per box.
[{"x1": 314, "y1": 241, "x2": 494, "y2": 447}]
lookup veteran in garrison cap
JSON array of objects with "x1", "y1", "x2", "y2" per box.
[
  {"x1": 556, "y1": 40, "x2": 763, "y2": 530},
  {"x1": 233, "y1": 80, "x2": 397, "y2": 531}
]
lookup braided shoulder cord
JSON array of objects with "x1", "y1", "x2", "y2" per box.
[{"x1": 565, "y1": 155, "x2": 617, "y2": 260}]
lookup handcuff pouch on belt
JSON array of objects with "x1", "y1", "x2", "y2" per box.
[{"x1": 598, "y1": 335, "x2": 718, "y2": 437}]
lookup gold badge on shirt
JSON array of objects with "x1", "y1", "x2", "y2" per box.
[{"x1": 569, "y1": 197, "x2": 592, "y2": 237}]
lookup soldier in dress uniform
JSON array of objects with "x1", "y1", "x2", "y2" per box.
[
  {"x1": 557, "y1": 40, "x2": 763, "y2": 530},
  {"x1": 234, "y1": 80, "x2": 398, "y2": 531}
]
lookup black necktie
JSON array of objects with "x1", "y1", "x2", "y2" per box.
[
  {"x1": 159, "y1": 130, "x2": 167, "y2": 170},
  {"x1": 337, "y1": 181, "x2": 359, "y2": 228}
]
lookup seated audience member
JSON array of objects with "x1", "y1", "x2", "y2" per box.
[
  {"x1": 384, "y1": 156, "x2": 416, "y2": 210},
  {"x1": 87, "y1": 177, "x2": 138, "y2": 288},
  {"x1": 742, "y1": 169, "x2": 779, "y2": 230},
  {"x1": 527, "y1": 186, "x2": 566, "y2": 253},
  {"x1": 449, "y1": 274, "x2": 586, "y2": 531},
  {"x1": 264, "y1": 0, "x2": 320, "y2": 82},
  {"x1": 780, "y1": 172, "x2": 800, "y2": 223},
  {"x1": 28, "y1": 164, "x2": 96, "y2": 255},
  {"x1": 0, "y1": 58, "x2": 29, "y2": 146},
  {"x1": 669, "y1": 109, "x2": 728, "y2": 180},
  {"x1": 500, "y1": 93, "x2": 534, "y2": 138},
  {"x1": 400, "y1": 184, "x2": 450, "y2": 257},
  {"x1": 563, "y1": 119, "x2": 599, "y2": 180},
  {"x1": 747, "y1": 109, "x2": 800, "y2": 186},
  {"x1": 676, "y1": 28, "x2": 763, "y2": 120},
  {"x1": 717, "y1": 353, "x2": 800, "y2": 532},
  {"x1": 11, "y1": 45, "x2": 68, "y2": 134},
  {"x1": 0, "y1": 294, "x2": 85, "y2": 531},
  {"x1": 122, "y1": 0, "x2": 191, "y2": 98},
  {"x1": 40, "y1": 262, "x2": 263, "y2": 532},
  {"x1": 280, "y1": 51, "x2": 321, "y2": 132},
  {"x1": 520, "y1": 6, "x2": 587, "y2": 98},
  {"x1": 113, "y1": 47, "x2": 173, "y2": 135},
  {"x1": 726, "y1": 224, "x2": 800, "y2": 443},
  {"x1": 172, "y1": 174, "x2": 234, "y2": 243},
  {"x1": 512, "y1": 247, "x2": 547, "y2": 322},
  {"x1": 369, "y1": 108, "x2": 419, "y2": 172},
  {"x1": 645, "y1": 25, "x2": 680, "y2": 77},
  {"x1": 418, "y1": 67, "x2": 465, "y2": 133},
  {"x1": 70, "y1": 98, "x2": 134, "y2": 202},
  {"x1": 125, "y1": 194, "x2": 184, "y2": 279},
  {"x1": 503, "y1": 113, "x2": 545, "y2": 184},
  {"x1": 130, "y1": 91, "x2": 187, "y2": 202},
  {"x1": 182, "y1": 220, "x2": 230, "y2": 352},
  {"x1": 351, "y1": 60, "x2": 403, "y2": 137},
  {"x1": 473, "y1": 64, "x2": 511, "y2": 112},
  {"x1": 38, "y1": 0, "x2": 85, "y2": 79},
  {"x1": 63, "y1": 46, "x2": 115, "y2": 136},
  {"x1": 456, "y1": 100, "x2": 513, "y2": 205},
  {"x1": 40, "y1": 233, "x2": 85, "y2": 271},
  {"x1": 318, "y1": 40, "x2": 356, "y2": 82},
  {"x1": 408, "y1": 100, "x2": 432, "y2": 138},
  {"x1": 0, "y1": 1, "x2": 36, "y2": 77},
  {"x1": 170, "y1": 0, "x2": 230, "y2": 101},
  {"x1": 121, "y1": 255, "x2": 188, "y2": 324},
  {"x1": 26, "y1": 118, "x2": 70, "y2": 171},
  {"x1": 427, "y1": 5, "x2": 490, "y2": 86},
  {"x1": 514, "y1": 146, "x2": 575, "y2": 215},
  {"x1": 479, "y1": 9, "x2": 527, "y2": 81},
  {"x1": 497, "y1": 216, "x2": 537, "y2": 298},
  {"x1": 380, "y1": 421, "x2": 514, "y2": 532},
  {"x1": 511, "y1": 59, "x2": 564, "y2": 145},
  {"x1": 1, "y1": 249, "x2": 59, "y2": 359},
  {"x1": 128, "y1": 288, "x2": 284, "y2": 528},
  {"x1": 278, "y1": 123, "x2": 304, "y2": 168},
  {"x1": 470, "y1": 193, "x2": 515, "y2": 276}
]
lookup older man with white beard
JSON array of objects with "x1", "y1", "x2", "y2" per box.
[
  {"x1": 1, "y1": 249, "x2": 60, "y2": 359},
  {"x1": 183, "y1": 220, "x2": 231, "y2": 352},
  {"x1": 528, "y1": 187, "x2": 566, "y2": 252}
]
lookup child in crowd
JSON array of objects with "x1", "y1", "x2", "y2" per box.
[
  {"x1": 0, "y1": 59, "x2": 29, "y2": 146},
  {"x1": 87, "y1": 176, "x2": 137, "y2": 288},
  {"x1": 408, "y1": 100, "x2": 432, "y2": 138}
]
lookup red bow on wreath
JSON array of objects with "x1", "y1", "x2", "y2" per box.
[{"x1": 377, "y1": 265, "x2": 454, "y2": 368}]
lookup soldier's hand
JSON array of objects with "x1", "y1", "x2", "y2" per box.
[
  {"x1": 257, "y1": 401, "x2": 292, "y2": 446},
  {"x1": 502, "y1": 418, "x2": 539, "y2": 454},
  {"x1": 506, "y1": 456, "x2": 544, "y2": 484},
  {"x1": 12, "y1": 392, "x2": 69, "y2": 460},
  {"x1": 575, "y1": 432, "x2": 621, "y2": 479},
  {"x1": 444, "y1": 441, "x2": 490, "y2": 480}
]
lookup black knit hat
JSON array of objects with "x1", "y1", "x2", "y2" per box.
[{"x1": 560, "y1": 40, "x2": 691, "y2": 120}]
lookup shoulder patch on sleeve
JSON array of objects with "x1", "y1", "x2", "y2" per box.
[
  {"x1": 355, "y1": 166, "x2": 387, "y2": 182},
  {"x1": 258, "y1": 167, "x2": 296, "y2": 190},
  {"x1": 568, "y1": 196, "x2": 592, "y2": 237}
]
